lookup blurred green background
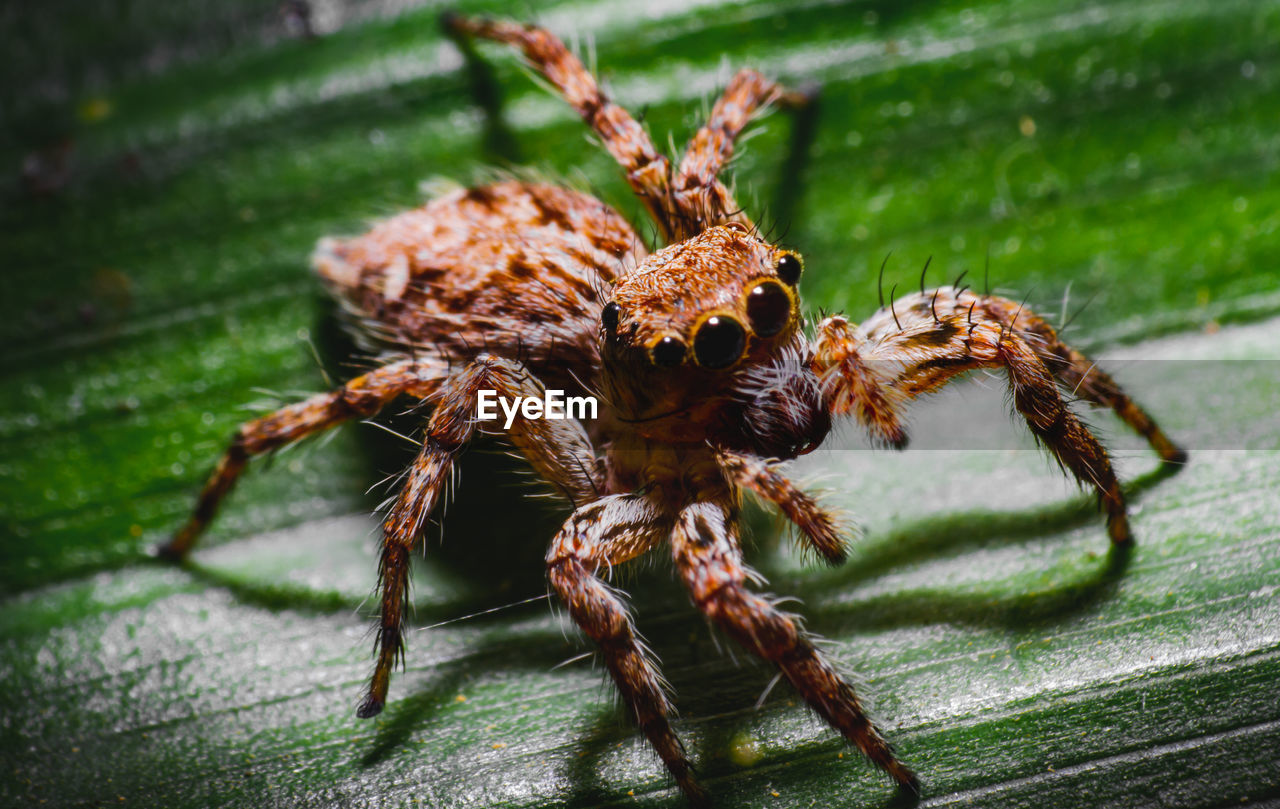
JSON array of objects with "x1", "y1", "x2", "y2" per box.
[{"x1": 2, "y1": 1, "x2": 1279, "y2": 806}]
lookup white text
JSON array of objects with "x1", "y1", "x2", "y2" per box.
[{"x1": 476, "y1": 389, "x2": 598, "y2": 429}]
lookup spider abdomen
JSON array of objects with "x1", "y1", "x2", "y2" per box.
[{"x1": 313, "y1": 180, "x2": 644, "y2": 380}]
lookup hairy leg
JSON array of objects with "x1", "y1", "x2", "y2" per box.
[
  {"x1": 816, "y1": 287, "x2": 1142, "y2": 543},
  {"x1": 1002, "y1": 305, "x2": 1187, "y2": 464},
  {"x1": 545, "y1": 495, "x2": 705, "y2": 803},
  {"x1": 160, "y1": 356, "x2": 446, "y2": 560},
  {"x1": 673, "y1": 68, "x2": 814, "y2": 237},
  {"x1": 445, "y1": 15, "x2": 679, "y2": 242},
  {"x1": 718, "y1": 450, "x2": 849, "y2": 564},
  {"x1": 360, "y1": 355, "x2": 603, "y2": 718},
  {"x1": 998, "y1": 333, "x2": 1132, "y2": 541},
  {"x1": 812, "y1": 316, "x2": 909, "y2": 448},
  {"x1": 671, "y1": 501, "x2": 918, "y2": 790}
]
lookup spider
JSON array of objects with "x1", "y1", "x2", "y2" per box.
[{"x1": 161, "y1": 15, "x2": 1186, "y2": 805}]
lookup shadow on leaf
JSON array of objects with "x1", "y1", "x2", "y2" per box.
[{"x1": 776, "y1": 459, "x2": 1178, "y2": 632}]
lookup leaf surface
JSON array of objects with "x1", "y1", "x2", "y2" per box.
[{"x1": 2, "y1": 1, "x2": 1278, "y2": 806}]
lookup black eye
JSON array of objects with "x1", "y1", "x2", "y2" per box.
[
  {"x1": 693, "y1": 315, "x2": 746, "y2": 369},
  {"x1": 746, "y1": 281, "x2": 792, "y2": 337},
  {"x1": 601, "y1": 302, "x2": 620, "y2": 334},
  {"x1": 651, "y1": 335, "x2": 686, "y2": 367},
  {"x1": 777, "y1": 253, "x2": 802, "y2": 285}
]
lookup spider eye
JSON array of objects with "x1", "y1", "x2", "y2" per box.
[
  {"x1": 651, "y1": 335, "x2": 686, "y2": 367},
  {"x1": 776, "y1": 253, "x2": 803, "y2": 285},
  {"x1": 746, "y1": 281, "x2": 792, "y2": 337},
  {"x1": 601, "y1": 302, "x2": 620, "y2": 334},
  {"x1": 693, "y1": 315, "x2": 746, "y2": 369}
]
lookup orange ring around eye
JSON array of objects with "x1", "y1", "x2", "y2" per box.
[{"x1": 690, "y1": 312, "x2": 747, "y2": 369}]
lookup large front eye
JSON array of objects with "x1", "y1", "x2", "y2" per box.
[
  {"x1": 693, "y1": 315, "x2": 746, "y2": 369},
  {"x1": 746, "y1": 281, "x2": 792, "y2": 337}
]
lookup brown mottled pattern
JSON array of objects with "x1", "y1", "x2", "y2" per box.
[
  {"x1": 602, "y1": 224, "x2": 808, "y2": 448},
  {"x1": 545, "y1": 495, "x2": 700, "y2": 801},
  {"x1": 445, "y1": 17, "x2": 681, "y2": 242},
  {"x1": 671, "y1": 502, "x2": 918, "y2": 790},
  {"x1": 1014, "y1": 306, "x2": 1187, "y2": 464},
  {"x1": 673, "y1": 69, "x2": 808, "y2": 237},
  {"x1": 169, "y1": 15, "x2": 1185, "y2": 806},
  {"x1": 361, "y1": 354, "x2": 606, "y2": 719},
  {"x1": 161, "y1": 357, "x2": 445, "y2": 559},
  {"x1": 314, "y1": 181, "x2": 643, "y2": 376},
  {"x1": 719, "y1": 450, "x2": 849, "y2": 563},
  {"x1": 817, "y1": 285, "x2": 1186, "y2": 544},
  {"x1": 813, "y1": 315, "x2": 909, "y2": 448}
]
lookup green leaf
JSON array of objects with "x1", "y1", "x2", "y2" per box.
[{"x1": 3, "y1": 1, "x2": 1278, "y2": 807}]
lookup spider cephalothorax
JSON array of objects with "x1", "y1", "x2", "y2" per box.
[
  {"x1": 600, "y1": 223, "x2": 822, "y2": 457},
  {"x1": 164, "y1": 15, "x2": 1186, "y2": 806}
]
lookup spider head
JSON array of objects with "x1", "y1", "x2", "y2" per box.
[
  {"x1": 599, "y1": 223, "x2": 825, "y2": 454},
  {"x1": 601, "y1": 223, "x2": 802, "y2": 370}
]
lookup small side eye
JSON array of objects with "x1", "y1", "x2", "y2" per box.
[
  {"x1": 651, "y1": 335, "x2": 686, "y2": 367},
  {"x1": 601, "y1": 302, "x2": 620, "y2": 334},
  {"x1": 776, "y1": 253, "x2": 803, "y2": 285},
  {"x1": 693, "y1": 315, "x2": 747, "y2": 369},
  {"x1": 746, "y1": 281, "x2": 793, "y2": 337}
]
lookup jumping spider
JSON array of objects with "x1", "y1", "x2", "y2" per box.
[{"x1": 162, "y1": 15, "x2": 1186, "y2": 805}]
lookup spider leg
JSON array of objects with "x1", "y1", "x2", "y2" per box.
[
  {"x1": 671, "y1": 501, "x2": 918, "y2": 791},
  {"x1": 359, "y1": 354, "x2": 603, "y2": 718},
  {"x1": 718, "y1": 450, "x2": 849, "y2": 564},
  {"x1": 673, "y1": 68, "x2": 815, "y2": 238},
  {"x1": 160, "y1": 356, "x2": 446, "y2": 560},
  {"x1": 811, "y1": 316, "x2": 909, "y2": 449},
  {"x1": 545, "y1": 495, "x2": 705, "y2": 803},
  {"x1": 815, "y1": 287, "x2": 1141, "y2": 543},
  {"x1": 445, "y1": 15, "x2": 679, "y2": 243},
  {"x1": 1002, "y1": 305, "x2": 1187, "y2": 464}
]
